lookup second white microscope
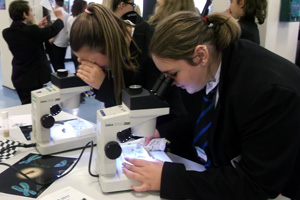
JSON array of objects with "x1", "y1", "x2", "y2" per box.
[{"x1": 97, "y1": 75, "x2": 173, "y2": 192}]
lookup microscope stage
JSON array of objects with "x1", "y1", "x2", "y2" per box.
[
  {"x1": 99, "y1": 144, "x2": 171, "y2": 193},
  {"x1": 32, "y1": 119, "x2": 96, "y2": 155}
]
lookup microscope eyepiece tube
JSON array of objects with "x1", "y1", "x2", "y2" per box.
[
  {"x1": 155, "y1": 76, "x2": 173, "y2": 98},
  {"x1": 151, "y1": 73, "x2": 165, "y2": 93}
]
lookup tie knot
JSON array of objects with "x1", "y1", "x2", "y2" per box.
[{"x1": 203, "y1": 88, "x2": 216, "y2": 102}]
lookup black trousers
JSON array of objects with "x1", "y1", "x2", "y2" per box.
[
  {"x1": 16, "y1": 85, "x2": 43, "y2": 105},
  {"x1": 48, "y1": 43, "x2": 67, "y2": 72}
]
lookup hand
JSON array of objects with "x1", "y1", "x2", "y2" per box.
[
  {"x1": 76, "y1": 58, "x2": 106, "y2": 89},
  {"x1": 122, "y1": 157, "x2": 164, "y2": 192},
  {"x1": 38, "y1": 17, "x2": 47, "y2": 28},
  {"x1": 53, "y1": 8, "x2": 63, "y2": 19},
  {"x1": 48, "y1": 37, "x2": 54, "y2": 44},
  {"x1": 144, "y1": 129, "x2": 161, "y2": 145}
]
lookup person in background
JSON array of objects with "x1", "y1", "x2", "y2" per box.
[
  {"x1": 70, "y1": 3, "x2": 186, "y2": 144},
  {"x1": 67, "y1": 0, "x2": 87, "y2": 70},
  {"x1": 106, "y1": 0, "x2": 140, "y2": 15},
  {"x1": 134, "y1": 4, "x2": 141, "y2": 16},
  {"x1": 148, "y1": 0, "x2": 198, "y2": 27},
  {"x1": 101, "y1": 0, "x2": 110, "y2": 8},
  {"x1": 122, "y1": 11, "x2": 300, "y2": 200},
  {"x1": 2, "y1": 0, "x2": 63, "y2": 104},
  {"x1": 226, "y1": 0, "x2": 267, "y2": 45},
  {"x1": 106, "y1": 0, "x2": 141, "y2": 17},
  {"x1": 109, "y1": 0, "x2": 136, "y2": 18},
  {"x1": 47, "y1": 0, "x2": 69, "y2": 71}
]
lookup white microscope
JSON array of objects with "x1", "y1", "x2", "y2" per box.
[
  {"x1": 97, "y1": 75, "x2": 173, "y2": 192},
  {"x1": 31, "y1": 70, "x2": 96, "y2": 155}
]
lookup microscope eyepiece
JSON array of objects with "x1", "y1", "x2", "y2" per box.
[
  {"x1": 155, "y1": 76, "x2": 173, "y2": 98},
  {"x1": 151, "y1": 73, "x2": 165, "y2": 93},
  {"x1": 128, "y1": 85, "x2": 143, "y2": 95},
  {"x1": 57, "y1": 69, "x2": 68, "y2": 77}
]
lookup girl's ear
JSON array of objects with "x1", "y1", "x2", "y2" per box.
[
  {"x1": 239, "y1": 0, "x2": 245, "y2": 8},
  {"x1": 119, "y1": 2, "x2": 125, "y2": 9},
  {"x1": 194, "y1": 45, "x2": 209, "y2": 66},
  {"x1": 23, "y1": 11, "x2": 28, "y2": 19}
]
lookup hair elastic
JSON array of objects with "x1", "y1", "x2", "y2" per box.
[
  {"x1": 85, "y1": 8, "x2": 92, "y2": 14},
  {"x1": 202, "y1": 16, "x2": 213, "y2": 28}
]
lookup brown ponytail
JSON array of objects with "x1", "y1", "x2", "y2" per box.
[{"x1": 150, "y1": 11, "x2": 241, "y2": 65}]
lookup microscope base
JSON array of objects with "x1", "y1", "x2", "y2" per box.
[
  {"x1": 32, "y1": 133, "x2": 96, "y2": 155},
  {"x1": 99, "y1": 151, "x2": 171, "y2": 193}
]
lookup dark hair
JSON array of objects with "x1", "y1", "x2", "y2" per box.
[
  {"x1": 56, "y1": 0, "x2": 64, "y2": 7},
  {"x1": 150, "y1": 11, "x2": 241, "y2": 64},
  {"x1": 111, "y1": 0, "x2": 121, "y2": 11},
  {"x1": 71, "y1": 0, "x2": 87, "y2": 16},
  {"x1": 9, "y1": 0, "x2": 29, "y2": 21},
  {"x1": 238, "y1": 0, "x2": 267, "y2": 24}
]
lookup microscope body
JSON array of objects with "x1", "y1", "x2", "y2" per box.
[
  {"x1": 31, "y1": 72, "x2": 96, "y2": 155},
  {"x1": 97, "y1": 87, "x2": 169, "y2": 192}
]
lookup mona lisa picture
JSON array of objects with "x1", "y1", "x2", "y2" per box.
[{"x1": 0, "y1": 0, "x2": 5, "y2": 10}]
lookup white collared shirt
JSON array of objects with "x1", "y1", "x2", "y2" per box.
[
  {"x1": 205, "y1": 62, "x2": 221, "y2": 106},
  {"x1": 53, "y1": 7, "x2": 70, "y2": 48}
]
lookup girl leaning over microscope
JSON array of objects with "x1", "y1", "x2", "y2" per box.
[{"x1": 70, "y1": 3, "x2": 186, "y2": 143}]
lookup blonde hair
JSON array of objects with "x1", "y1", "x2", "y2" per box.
[
  {"x1": 70, "y1": 3, "x2": 137, "y2": 104},
  {"x1": 150, "y1": 11, "x2": 241, "y2": 65},
  {"x1": 148, "y1": 0, "x2": 198, "y2": 27}
]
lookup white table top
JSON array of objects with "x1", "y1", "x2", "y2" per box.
[
  {"x1": 0, "y1": 105, "x2": 290, "y2": 200},
  {"x1": 0, "y1": 104, "x2": 206, "y2": 200}
]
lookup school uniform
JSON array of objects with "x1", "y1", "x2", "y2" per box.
[
  {"x1": 160, "y1": 39, "x2": 300, "y2": 200},
  {"x1": 239, "y1": 17, "x2": 260, "y2": 45},
  {"x1": 94, "y1": 11, "x2": 187, "y2": 138},
  {"x1": 2, "y1": 19, "x2": 64, "y2": 104}
]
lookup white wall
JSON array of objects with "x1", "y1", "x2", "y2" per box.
[
  {"x1": 212, "y1": 0, "x2": 299, "y2": 63},
  {"x1": 261, "y1": 0, "x2": 299, "y2": 63}
]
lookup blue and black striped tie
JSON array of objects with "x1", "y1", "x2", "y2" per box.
[{"x1": 193, "y1": 88, "x2": 216, "y2": 166}]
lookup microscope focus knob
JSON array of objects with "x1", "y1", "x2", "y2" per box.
[
  {"x1": 41, "y1": 114, "x2": 55, "y2": 129},
  {"x1": 105, "y1": 141, "x2": 122, "y2": 159}
]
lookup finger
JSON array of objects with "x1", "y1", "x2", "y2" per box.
[
  {"x1": 76, "y1": 70, "x2": 91, "y2": 84},
  {"x1": 77, "y1": 68, "x2": 91, "y2": 77},
  {"x1": 132, "y1": 183, "x2": 151, "y2": 192},
  {"x1": 122, "y1": 166, "x2": 143, "y2": 182},
  {"x1": 77, "y1": 63, "x2": 95, "y2": 75},
  {"x1": 124, "y1": 157, "x2": 148, "y2": 167},
  {"x1": 122, "y1": 162, "x2": 138, "y2": 173},
  {"x1": 80, "y1": 60, "x2": 97, "y2": 68},
  {"x1": 144, "y1": 136, "x2": 152, "y2": 145}
]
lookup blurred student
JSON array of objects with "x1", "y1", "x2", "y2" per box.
[
  {"x1": 67, "y1": 0, "x2": 87, "y2": 70},
  {"x1": 109, "y1": 0, "x2": 152, "y2": 61},
  {"x1": 122, "y1": 11, "x2": 300, "y2": 200},
  {"x1": 148, "y1": 0, "x2": 198, "y2": 27},
  {"x1": 70, "y1": 4, "x2": 186, "y2": 142},
  {"x1": 47, "y1": 0, "x2": 69, "y2": 71},
  {"x1": 3, "y1": 0, "x2": 63, "y2": 104},
  {"x1": 226, "y1": 0, "x2": 267, "y2": 45}
]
